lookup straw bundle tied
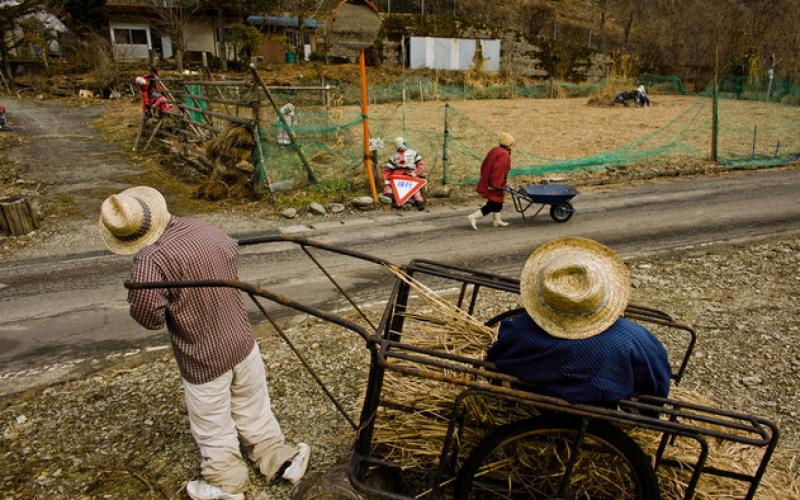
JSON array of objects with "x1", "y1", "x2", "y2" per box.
[
  {"x1": 371, "y1": 266, "x2": 799, "y2": 498},
  {"x1": 206, "y1": 125, "x2": 255, "y2": 165}
]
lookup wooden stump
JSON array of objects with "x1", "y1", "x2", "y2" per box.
[{"x1": 0, "y1": 196, "x2": 40, "y2": 236}]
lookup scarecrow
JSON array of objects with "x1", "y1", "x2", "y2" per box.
[{"x1": 382, "y1": 136, "x2": 427, "y2": 210}]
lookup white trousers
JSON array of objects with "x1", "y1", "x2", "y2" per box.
[{"x1": 182, "y1": 344, "x2": 297, "y2": 493}]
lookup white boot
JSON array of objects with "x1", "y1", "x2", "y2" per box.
[
  {"x1": 467, "y1": 209, "x2": 484, "y2": 230},
  {"x1": 492, "y1": 212, "x2": 509, "y2": 227},
  {"x1": 186, "y1": 480, "x2": 244, "y2": 500}
]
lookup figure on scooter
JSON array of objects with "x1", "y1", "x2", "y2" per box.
[{"x1": 383, "y1": 137, "x2": 427, "y2": 211}]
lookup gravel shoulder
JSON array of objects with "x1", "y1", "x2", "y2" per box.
[{"x1": 1, "y1": 232, "x2": 798, "y2": 498}]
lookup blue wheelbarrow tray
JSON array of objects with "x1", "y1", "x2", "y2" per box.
[
  {"x1": 507, "y1": 184, "x2": 578, "y2": 222},
  {"x1": 523, "y1": 184, "x2": 578, "y2": 204}
]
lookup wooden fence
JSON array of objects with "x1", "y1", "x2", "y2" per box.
[{"x1": 134, "y1": 69, "x2": 335, "y2": 200}]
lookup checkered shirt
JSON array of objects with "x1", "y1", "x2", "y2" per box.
[{"x1": 127, "y1": 217, "x2": 255, "y2": 384}]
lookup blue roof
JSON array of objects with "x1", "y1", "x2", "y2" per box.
[{"x1": 246, "y1": 15, "x2": 319, "y2": 29}]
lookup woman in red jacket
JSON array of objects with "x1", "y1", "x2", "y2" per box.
[{"x1": 467, "y1": 132, "x2": 514, "y2": 230}]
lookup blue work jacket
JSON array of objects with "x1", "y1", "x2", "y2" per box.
[{"x1": 486, "y1": 314, "x2": 672, "y2": 403}]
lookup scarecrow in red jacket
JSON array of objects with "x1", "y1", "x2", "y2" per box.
[
  {"x1": 136, "y1": 67, "x2": 169, "y2": 118},
  {"x1": 467, "y1": 132, "x2": 514, "y2": 230}
]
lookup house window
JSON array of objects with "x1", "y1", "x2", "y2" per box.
[{"x1": 114, "y1": 28, "x2": 148, "y2": 45}]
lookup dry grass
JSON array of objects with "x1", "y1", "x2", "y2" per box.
[{"x1": 369, "y1": 267, "x2": 800, "y2": 498}]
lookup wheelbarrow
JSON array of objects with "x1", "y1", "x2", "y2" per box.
[{"x1": 505, "y1": 184, "x2": 578, "y2": 222}]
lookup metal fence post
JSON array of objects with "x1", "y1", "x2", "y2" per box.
[
  {"x1": 711, "y1": 45, "x2": 719, "y2": 162},
  {"x1": 442, "y1": 103, "x2": 450, "y2": 185}
]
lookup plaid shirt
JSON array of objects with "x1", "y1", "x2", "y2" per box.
[{"x1": 128, "y1": 217, "x2": 255, "y2": 384}]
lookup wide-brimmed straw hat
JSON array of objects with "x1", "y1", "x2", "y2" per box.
[
  {"x1": 519, "y1": 237, "x2": 631, "y2": 339},
  {"x1": 99, "y1": 186, "x2": 171, "y2": 255},
  {"x1": 499, "y1": 132, "x2": 514, "y2": 147}
]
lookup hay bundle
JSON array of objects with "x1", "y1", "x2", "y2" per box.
[
  {"x1": 196, "y1": 126, "x2": 257, "y2": 200},
  {"x1": 370, "y1": 266, "x2": 799, "y2": 497}
]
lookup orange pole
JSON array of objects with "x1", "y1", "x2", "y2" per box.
[{"x1": 360, "y1": 49, "x2": 379, "y2": 204}]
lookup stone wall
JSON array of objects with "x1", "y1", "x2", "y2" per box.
[{"x1": 372, "y1": 14, "x2": 612, "y2": 82}]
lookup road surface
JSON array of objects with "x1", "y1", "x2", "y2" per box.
[{"x1": 2, "y1": 165, "x2": 800, "y2": 384}]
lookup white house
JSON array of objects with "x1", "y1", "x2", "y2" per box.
[{"x1": 106, "y1": 0, "x2": 234, "y2": 63}]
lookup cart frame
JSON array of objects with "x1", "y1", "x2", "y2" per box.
[{"x1": 124, "y1": 236, "x2": 779, "y2": 500}]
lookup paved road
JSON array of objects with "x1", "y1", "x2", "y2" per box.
[
  {"x1": 3, "y1": 98, "x2": 143, "y2": 215},
  {"x1": 2, "y1": 165, "x2": 799, "y2": 380}
]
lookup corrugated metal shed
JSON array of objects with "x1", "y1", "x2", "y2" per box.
[{"x1": 408, "y1": 37, "x2": 501, "y2": 71}]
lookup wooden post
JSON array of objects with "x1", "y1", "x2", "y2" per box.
[
  {"x1": 251, "y1": 117, "x2": 275, "y2": 202},
  {"x1": 442, "y1": 103, "x2": 450, "y2": 185},
  {"x1": 419, "y1": 81, "x2": 424, "y2": 102},
  {"x1": 751, "y1": 126, "x2": 757, "y2": 159},
  {"x1": 250, "y1": 66, "x2": 317, "y2": 183},
  {"x1": 142, "y1": 119, "x2": 163, "y2": 152},
  {"x1": 0, "y1": 196, "x2": 39, "y2": 236},
  {"x1": 402, "y1": 86, "x2": 407, "y2": 137},
  {"x1": 133, "y1": 114, "x2": 147, "y2": 152}
]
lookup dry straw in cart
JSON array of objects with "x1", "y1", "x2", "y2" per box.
[{"x1": 370, "y1": 265, "x2": 799, "y2": 498}]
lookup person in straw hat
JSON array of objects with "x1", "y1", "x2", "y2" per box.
[
  {"x1": 467, "y1": 132, "x2": 514, "y2": 230},
  {"x1": 100, "y1": 186, "x2": 310, "y2": 500},
  {"x1": 486, "y1": 236, "x2": 671, "y2": 404}
]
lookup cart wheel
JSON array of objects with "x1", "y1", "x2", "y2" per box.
[
  {"x1": 454, "y1": 414, "x2": 659, "y2": 500},
  {"x1": 550, "y1": 202, "x2": 574, "y2": 222}
]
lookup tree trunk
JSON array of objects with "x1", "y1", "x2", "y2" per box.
[
  {"x1": 623, "y1": 8, "x2": 634, "y2": 51},
  {"x1": 0, "y1": 196, "x2": 40, "y2": 236},
  {"x1": 297, "y1": 13, "x2": 305, "y2": 63},
  {"x1": 0, "y1": 32, "x2": 13, "y2": 83},
  {"x1": 176, "y1": 46, "x2": 184, "y2": 73},
  {"x1": 599, "y1": 0, "x2": 607, "y2": 50}
]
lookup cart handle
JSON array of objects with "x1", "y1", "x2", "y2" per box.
[{"x1": 124, "y1": 279, "x2": 372, "y2": 343}]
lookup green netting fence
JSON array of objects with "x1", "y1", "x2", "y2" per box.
[{"x1": 248, "y1": 73, "x2": 800, "y2": 190}]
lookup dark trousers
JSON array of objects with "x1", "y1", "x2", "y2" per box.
[{"x1": 480, "y1": 201, "x2": 503, "y2": 215}]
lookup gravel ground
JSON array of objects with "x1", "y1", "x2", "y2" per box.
[{"x1": 1, "y1": 233, "x2": 798, "y2": 498}]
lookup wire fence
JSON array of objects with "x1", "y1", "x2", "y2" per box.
[{"x1": 149, "y1": 72, "x2": 800, "y2": 194}]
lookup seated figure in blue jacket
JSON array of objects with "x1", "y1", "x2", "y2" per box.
[{"x1": 486, "y1": 237, "x2": 671, "y2": 404}]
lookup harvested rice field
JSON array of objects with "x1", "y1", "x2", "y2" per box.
[{"x1": 1, "y1": 234, "x2": 798, "y2": 498}]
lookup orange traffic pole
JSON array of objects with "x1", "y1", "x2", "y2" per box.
[{"x1": 360, "y1": 49, "x2": 379, "y2": 204}]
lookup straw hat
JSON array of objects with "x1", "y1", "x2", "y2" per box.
[
  {"x1": 499, "y1": 132, "x2": 514, "y2": 147},
  {"x1": 519, "y1": 237, "x2": 631, "y2": 339},
  {"x1": 99, "y1": 186, "x2": 171, "y2": 255}
]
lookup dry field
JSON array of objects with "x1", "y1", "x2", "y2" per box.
[{"x1": 357, "y1": 95, "x2": 800, "y2": 183}]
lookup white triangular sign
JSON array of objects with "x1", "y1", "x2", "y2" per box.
[{"x1": 390, "y1": 175, "x2": 427, "y2": 206}]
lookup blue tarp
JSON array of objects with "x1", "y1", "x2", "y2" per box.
[{"x1": 246, "y1": 15, "x2": 319, "y2": 29}]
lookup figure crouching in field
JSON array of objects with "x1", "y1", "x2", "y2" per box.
[{"x1": 467, "y1": 132, "x2": 514, "y2": 230}]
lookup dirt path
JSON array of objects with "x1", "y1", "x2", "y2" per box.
[{"x1": 3, "y1": 98, "x2": 144, "y2": 215}]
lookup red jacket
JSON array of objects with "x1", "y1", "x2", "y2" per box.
[{"x1": 476, "y1": 146, "x2": 512, "y2": 203}]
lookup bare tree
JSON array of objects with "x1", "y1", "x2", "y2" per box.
[
  {"x1": 149, "y1": 0, "x2": 202, "y2": 72},
  {"x1": 279, "y1": 0, "x2": 335, "y2": 62},
  {"x1": 0, "y1": 0, "x2": 59, "y2": 81}
]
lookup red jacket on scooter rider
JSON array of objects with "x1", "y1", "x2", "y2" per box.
[{"x1": 382, "y1": 137, "x2": 426, "y2": 206}]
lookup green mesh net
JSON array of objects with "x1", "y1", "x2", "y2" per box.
[{"x1": 192, "y1": 73, "x2": 800, "y2": 190}]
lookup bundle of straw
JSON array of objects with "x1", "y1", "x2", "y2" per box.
[{"x1": 369, "y1": 266, "x2": 799, "y2": 498}]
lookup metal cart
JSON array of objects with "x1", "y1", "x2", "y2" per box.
[{"x1": 126, "y1": 236, "x2": 778, "y2": 500}]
